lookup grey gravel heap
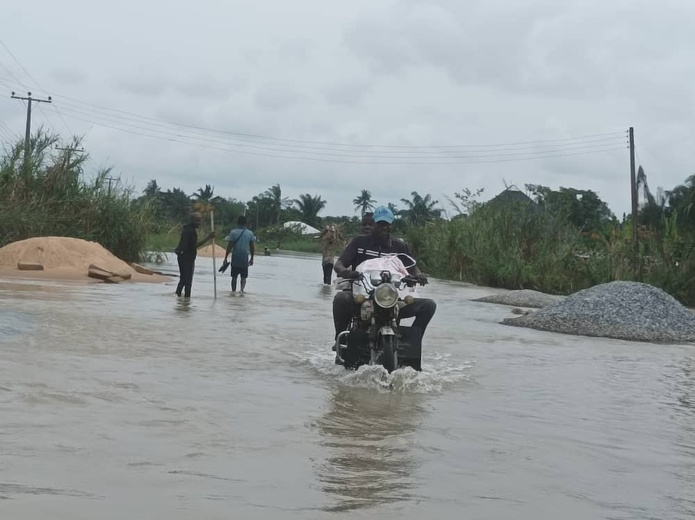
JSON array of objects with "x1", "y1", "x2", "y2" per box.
[
  {"x1": 502, "y1": 281, "x2": 695, "y2": 343},
  {"x1": 474, "y1": 289, "x2": 564, "y2": 308}
]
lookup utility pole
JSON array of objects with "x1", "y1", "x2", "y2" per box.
[
  {"x1": 55, "y1": 145, "x2": 85, "y2": 169},
  {"x1": 11, "y1": 91, "x2": 52, "y2": 175},
  {"x1": 104, "y1": 176, "x2": 117, "y2": 196},
  {"x1": 629, "y1": 127, "x2": 639, "y2": 276}
]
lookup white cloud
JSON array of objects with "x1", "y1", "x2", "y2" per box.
[{"x1": 1, "y1": 0, "x2": 694, "y2": 217}]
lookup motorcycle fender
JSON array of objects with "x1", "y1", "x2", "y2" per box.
[{"x1": 378, "y1": 326, "x2": 397, "y2": 337}]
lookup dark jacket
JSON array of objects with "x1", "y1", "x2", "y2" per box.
[{"x1": 175, "y1": 223, "x2": 198, "y2": 259}]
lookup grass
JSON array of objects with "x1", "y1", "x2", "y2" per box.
[
  {"x1": 401, "y1": 204, "x2": 695, "y2": 305},
  {"x1": 0, "y1": 131, "x2": 155, "y2": 262}
]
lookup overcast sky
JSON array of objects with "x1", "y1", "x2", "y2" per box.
[{"x1": 1, "y1": 0, "x2": 693, "y2": 218}]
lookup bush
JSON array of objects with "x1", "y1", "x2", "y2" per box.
[{"x1": 0, "y1": 130, "x2": 155, "y2": 262}]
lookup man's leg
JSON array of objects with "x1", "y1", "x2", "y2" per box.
[
  {"x1": 323, "y1": 263, "x2": 333, "y2": 284},
  {"x1": 398, "y1": 298, "x2": 437, "y2": 333},
  {"x1": 175, "y1": 256, "x2": 186, "y2": 296},
  {"x1": 182, "y1": 259, "x2": 195, "y2": 297},
  {"x1": 231, "y1": 271, "x2": 238, "y2": 292},
  {"x1": 240, "y1": 267, "x2": 249, "y2": 293},
  {"x1": 333, "y1": 291, "x2": 356, "y2": 339}
]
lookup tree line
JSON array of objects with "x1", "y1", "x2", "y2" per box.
[{"x1": 3, "y1": 130, "x2": 695, "y2": 303}]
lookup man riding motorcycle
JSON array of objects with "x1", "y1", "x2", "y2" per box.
[{"x1": 332, "y1": 206, "x2": 437, "y2": 347}]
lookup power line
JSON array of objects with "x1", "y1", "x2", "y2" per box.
[
  {"x1": 0, "y1": 39, "x2": 74, "y2": 136},
  {"x1": 36, "y1": 102, "x2": 58, "y2": 130},
  {"x1": 56, "y1": 105, "x2": 626, "y2": 161},
  {"x1": 57, "y1": 97, "x2": 627, "y2": 155},
  {"x1": 9, "y1": 75, "x2": 627, "y2": 161},
  {"x1": 0, "y1": 121, "x2": 14, "y2": 142},
  {"x1": 0, "y1": 59, "x2": 30, "y2": 90},
  {"x1": 55, "y1": 92, "x2": 627, "y2": 151},
  {"x1": 55, "y1": 101, "x2": 627, "y2": 158},
  {"x1": 54, "y1": 107, "x2": 628, "y2": 164},
  {"x1": 0, "y1": 40, "x2": 42, "y2": 89},
  {"x1": 0, "y1": 40, "x2": 628, "y2": 165}
]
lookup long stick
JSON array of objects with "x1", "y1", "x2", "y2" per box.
[{"x1": 211, "y1": 210, "x2": 217, "y2": 299}]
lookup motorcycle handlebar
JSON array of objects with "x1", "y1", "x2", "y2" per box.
[
  {"x1": 401, "y1": 276, "x2": 421, "y2": 287},
  {"x1": 344, "y1": 272, "x2": 425, "y2": 286}
]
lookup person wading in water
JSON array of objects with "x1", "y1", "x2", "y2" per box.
[{"x1": 174, "y1": 212, "x2": 215, "y2": 297}]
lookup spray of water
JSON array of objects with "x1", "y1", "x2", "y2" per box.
[{"x1": 298, "y1": 345, "x2": 474, "y2": 394}]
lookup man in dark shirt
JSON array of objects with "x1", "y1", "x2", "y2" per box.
[
  {"x1": 332, "y1": 206, "x2": 436, "y2": 340},
  {"x1": 174, "y1": 212, "x2": 214, "y2": 297}
]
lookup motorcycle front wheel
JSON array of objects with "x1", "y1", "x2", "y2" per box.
[{"x1": 380, "y1": 334, "x2": 398, "y2": 373}]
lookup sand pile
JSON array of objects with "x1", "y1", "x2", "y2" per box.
[
  {"x1": 0, "y1": 237, "x2": 168, "y2": 283},
  {"x1": 197, "y1": 244, "x2": 226, "y2": 258}
]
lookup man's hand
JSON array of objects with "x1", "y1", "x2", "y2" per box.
[
  {"x1": 415, "y1": 273, "x2": 429, "y2": 285},
  {"x1": 341, "y1": 269, "x2": 360, "y2": 280},
  {"x1": 249, "y1": 258, "x2": 254, "y2": 266}
]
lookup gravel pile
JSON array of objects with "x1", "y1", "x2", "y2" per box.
[
  {"x1": 474, "y1": 289, "x2": 564, "y2": 308},
  {"x1": 503, "y1": 281, "x2": 695, "y2": 343}
]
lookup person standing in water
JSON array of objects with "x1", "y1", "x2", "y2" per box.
[
  {"x1": 222, "y1": 215, "x2": 256, "y2": 293},
  {"x1": 319, "y1": 224, "x2": 343, "y2": 285},
  {"x1": 174, "y1": 212, "x2": 215, "y2": 297}
]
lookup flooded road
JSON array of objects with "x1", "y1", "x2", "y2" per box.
[{"x1": 1, "y1": 252, "x2": 695, "y2": 519}]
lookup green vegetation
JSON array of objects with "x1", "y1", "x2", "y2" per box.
[
  {"x1": 402, "y1": 182, "x2": 695, "y2": 305},
  {"x1": 3, "y1": 130, "x2": 695, "y2": 305},
  {"x1": 0, "y1": 130, "x2": 153, "y2": 262}
]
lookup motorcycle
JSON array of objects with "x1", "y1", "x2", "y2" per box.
[{"x1": 334, "y1": 254, "x2": 424, "y2": 373}]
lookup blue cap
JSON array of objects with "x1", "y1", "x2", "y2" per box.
[{"x1": 373, "y1": 206, "x2": 394, "y2": 224}]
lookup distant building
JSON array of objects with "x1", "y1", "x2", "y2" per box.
[{"x1": 485, "y1": 187, "x2": 539, "y2": 213}]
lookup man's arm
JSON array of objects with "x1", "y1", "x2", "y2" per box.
[
  {"x1": 249, "y1": 240, "x2": 255, "y2": 266},
  {"x1": 196, "y1": 230, "x2": 214, "y2": 248},
  {"x1": 223, "y1": 230, "x2": 236, "y2": 260},
  {"x1": 334, "y1": 238, "x2": 358, "y2": 278}
]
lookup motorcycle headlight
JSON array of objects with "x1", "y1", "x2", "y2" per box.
[{"x1": 374, "y1": 283, "x2": 399, "y2": 308}]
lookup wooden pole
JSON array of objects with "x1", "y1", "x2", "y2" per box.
[
  {"x1": 211, "y1": 210, "x2": 217, "y2": 299},
  {"x1": 629, "y1": 127, "x2": 639, "y2": 276}
]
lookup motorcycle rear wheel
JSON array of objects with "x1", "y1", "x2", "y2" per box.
[{"x1": 380, "y1": 335, "x2": 398, "y2": 373}]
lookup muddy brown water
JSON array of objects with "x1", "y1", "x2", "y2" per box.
[{"x1": 1, "y1": 252, "x2": 694, "y2": 519}]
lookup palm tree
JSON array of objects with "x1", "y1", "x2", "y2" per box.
[
  {"x1": 264, "y1": 183, "x2": 290, "y2": 224},
  {"x1": 143, "y1": 179, "x2": 160, "y2": 198},
  {"x1": 162, "y1": 187, "x2": 192, "y2": 222},
  {"x1": 352, "y1": 189, "x2": 376, "y2": 216},
  {"x1": 193, "y1": 184, "x2": 224, "y2": 204},
  {"x1": 399, "y1": 191, "x2": 441, "y2": 226},
  {"x1": 247, "y1": 195, "x2": 275, "y2": 230},
  {"x1": 294, "y1": 193, "x2": 327, "y2": 228}
]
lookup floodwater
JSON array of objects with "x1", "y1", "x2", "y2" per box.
[{"x1": 1, "y1": 252, "x2": 695, "y2": 520}]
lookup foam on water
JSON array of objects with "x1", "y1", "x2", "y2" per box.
[{"x1": 298, "y1": 344, "x2": 474, "y2": 394}]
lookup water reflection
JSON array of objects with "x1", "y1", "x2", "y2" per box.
[
  {"x1": 317, "y1": 285, "x2": 333, "y2": 300},
  {"x1": 315, "y1": 385, "x2": 425, "y2": 512},
  {"x1": 674, "y1": 357, "x2": 695, "y2": 413},
  {"x1": 175, "y1": 298, "x2": 193, "y2": 315}
]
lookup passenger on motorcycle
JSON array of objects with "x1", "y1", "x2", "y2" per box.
[{"x1": 332, "y1": 206, "x2": 436, "y2": 341}]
